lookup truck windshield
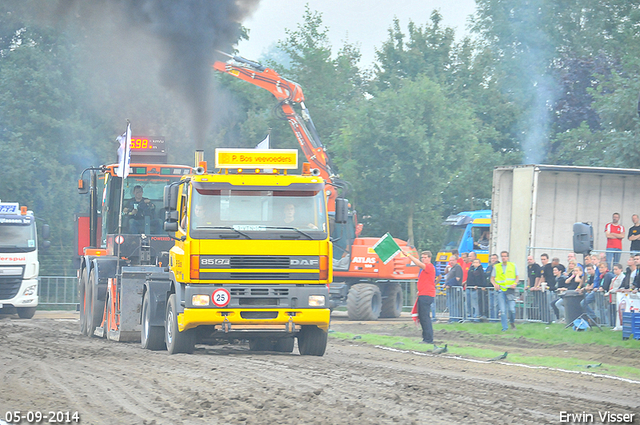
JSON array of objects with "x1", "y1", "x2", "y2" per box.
[
  {"x1": 0, "y1": 219, "x2": 36, "y2": 253},
  {"x1": 189, "y1": 187, "x2": 327, "y2": 240},
  {"x1": 101, "y1": 175, "x2": 180, "y2": 243},
  {"x1": 441, "y1": 226, "x2": 465, "y2": 251}
]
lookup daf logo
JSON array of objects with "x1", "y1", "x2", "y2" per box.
[
  {"x1": 290, "y1": 259, "x2": 319, "y2": 266},
  {"x1": 201, "y1": 258, "x2": 230, "y2": 266}
]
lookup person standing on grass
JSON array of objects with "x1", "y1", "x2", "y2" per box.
[
  {"x1": 406, "y1": 251, "x2": 436, "y2": 344},
  {"x1": 491, "y1": 251, "x2": 519, "y2": 331},
  {"x1": 605, "y1": 213, "x2": 624, "y2": 268}
]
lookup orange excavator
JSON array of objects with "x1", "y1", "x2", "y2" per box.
[{"x1": 213, "y1": 54, "x2": 419, "y2": 320}]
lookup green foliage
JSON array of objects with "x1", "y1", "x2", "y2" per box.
[
  {"x1": 0, "y1": 24, "x2": 98, "y2": 274},
  {"x1": 4, "y1": 2, "x2": 640, "y2": 273},
  {"x1": 374, "y1": 11, "x2": 455, "y2": 90},
  {"x1": 333, "y1": 75, "x2": 488, "y2": 249}
]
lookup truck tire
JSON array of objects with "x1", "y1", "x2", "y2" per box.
[
  {"x1": 380, "y1": 283, "x2": 403, "y2": 318},
  {"x1": 165, "y1": 294, "x2": 195, "y2": 354},
  {"x1": 141, "y1": 291, "x2": 165, "y2": 351},
  {"x1": 298, "y1": 325, "x2": 327, "y2": 356},
  {"x1": 17, "y1": 307, "x2": 36, "y2": 319},
  {"x1": 79, "y1": 268, "x2": 89, "y2": 335},
  {"x1": 86, "y1": 269, "x2": 104, "y2": 337},
  {"x1": 346, "y1": 283, "x2": 382, "y2": 321},
  {"x1": 249, "y1": 338, "x2": 272, "y2": 351},
  {"x1": 273, "y1": 337, "x2": 295, "y2": 353}
]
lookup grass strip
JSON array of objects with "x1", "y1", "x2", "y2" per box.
[
  {"x1": 432, "y1": 321, "x2": 640, "y2": 348},
  {"x1": 329, "y1": 331, "x2": 640, "y2": 381}
]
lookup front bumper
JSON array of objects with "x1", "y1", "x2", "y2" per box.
[
  {"x1": 0, "y1": 278, "x2": 38, "y2": 308},
  {"x1": 178, "y1": 307, "x2": 330, "y2": 332}
]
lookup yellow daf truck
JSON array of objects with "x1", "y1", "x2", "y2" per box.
[{"x1": 143, "y1": 149, "x2": 337, "y2": 355}]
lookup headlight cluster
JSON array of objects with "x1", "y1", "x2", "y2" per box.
[
  {"x1": 308, "y1": 295, "x2": 325, "y2": 307},
  {"x1": 22, "y1": 285, "x2": 37, "y2": 296},
  {"x1": 191, "y1": 294, "x2": 210, "y2": 306}
]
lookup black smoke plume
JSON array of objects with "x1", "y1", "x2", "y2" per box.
[{"x1": 37, "y1": 0, "x2": 260, "y2": 149}]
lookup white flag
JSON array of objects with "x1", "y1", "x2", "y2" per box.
[
  {"x1": 255, "y1": 133, "x2": 270, "y2": 150},
  {"x1": 116, "y1": 123, "x2": 132, "y2": 178}
]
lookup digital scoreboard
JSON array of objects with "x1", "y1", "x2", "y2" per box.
[{"x1": 129, "y1": 137, "x2": 168, "y2": 163}]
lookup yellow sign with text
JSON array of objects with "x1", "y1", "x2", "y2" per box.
[{"x1": 215, "y1": 149, "x2": 298, "y2": 169}]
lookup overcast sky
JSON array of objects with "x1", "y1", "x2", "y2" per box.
[{"x1": 237, "y1": 0, "x2": 478, "y2": 68}]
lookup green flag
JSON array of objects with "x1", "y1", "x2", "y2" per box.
[{"x1": 373, "y1": 233, "x2": 402, "y2": 264}]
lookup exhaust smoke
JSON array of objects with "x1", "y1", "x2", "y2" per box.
[{"x1": 36, "y1": 0, "x2": 260, "y2": 150}]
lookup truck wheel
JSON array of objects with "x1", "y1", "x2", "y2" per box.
[
  {"x1": 86, "y1": 270, "x2": 104, "y2": 337},
  {"x1": 249, "y1": 338, "x2": 272, "y2": 351},
  {"x1": 273, "y1": 337, "x2": 295, "y2": 353},
  {"x1": 17, "y1": 307, "x2": 36, "y2": 319},
  {"x1": 380, "y1": 283, "x2": 403, "y2": 318},
  {"x1": 298, "y1": 325, "x2": 327, "y2": 356},
  {"x1": 165, "y1": 294, "x2": 195, "y2": 354},
  {"x1": 141, "y1": 291, "x2": 165, "y2": 351},
  {"x1": 346, "y1": 283, "x2": 382, "y2": 321},
  {"x1": 79, "y1": 268, "x2": 89, "y2": 335}
]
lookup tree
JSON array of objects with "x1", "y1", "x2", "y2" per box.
[
  {"x1": 276, "y1": 6, "x2": 367, "y2": 145},
  {"x1": 472, "y1": 0, "x2": 640, "y2": 164},
  {"x1": 373, "y1": 11, "x2": 455, "y2": 91},
  {"x1": 333, "y1": 75, "x2": 491, "y2": 250}
]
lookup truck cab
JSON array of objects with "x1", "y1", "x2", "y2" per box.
[
  {"x1": 156, "y1": 149, "x2": 333, "y2": 355},
  {"x1": 76, "y1": 136, "x2": 193, "y2": 338},
  {"x1": 0, "y1": 202, "x2": 49, "y2": 318},
  {"x1": 436, "y1": 210, "x2": 491, "y2": 273}
]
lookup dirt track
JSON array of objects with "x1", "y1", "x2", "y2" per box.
[{"x1": 1, "y1": 312, "x2": 639, "y2": 425}]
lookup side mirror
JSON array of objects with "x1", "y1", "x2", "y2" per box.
[
  {"x1": 163, "y1": 184, "x2": 180, "y2": 210},
  {"x1": 335, "y1": 198, "x2": 348, "y2": 224},
  {"x1": 41, "y1": 240, "x2": 51, "y2": 250},
  {"x1": 164, "y1": 222, "x2": 178, "y2": 232},
  {"x1": 41, "y1": 224, "x2": 51, "y2": 240},
  {"x1": 77, "y1": 179, "x2": 89, "y2": 194},
  {"x1": 573, "y1": 222, "x2": 593, "y2": 254}
]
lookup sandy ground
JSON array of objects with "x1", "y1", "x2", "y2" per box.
[{"x1": 1, "y1": 311, "x2": 639, "y2": 425}]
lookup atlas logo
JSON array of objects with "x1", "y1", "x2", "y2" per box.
[
  {"x1": 290, "y1": 259, "x2": 319, "y2": 266},
  {"x1": 201, "y1": 258, "x2": 230, "y2": 266},
  {"x1": 351, "y1": 257, "x2": 377, "y2": 264}
]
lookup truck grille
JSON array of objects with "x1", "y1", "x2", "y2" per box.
[
  {"x1": 231, "y1": 272, "x2": 289, "y2": 280},
  {"x1": 0, "y1": 277, "x2": 22, "y2": 300},
  {"x1": 230, "y1": 256, "x2": 290, "y2": 269},
  {"x1": 230, "y1": 287, "x2": 290, "y2": 296}
]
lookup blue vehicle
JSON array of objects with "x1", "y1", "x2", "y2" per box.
[{"x1": 435, "y1": 210, "x2": 491, "y2": 274}]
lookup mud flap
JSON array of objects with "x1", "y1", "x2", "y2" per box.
[
  {"x1": 91, "y1": 257, "x2": 118, "y2": 302},
  {"x1": 114, "y1": 266, "x2": 165, "y2": 341},
  {"x1": 144, "y1": 273, "x2": 171, "y2": 327}
]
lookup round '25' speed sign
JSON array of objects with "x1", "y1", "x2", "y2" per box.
[{"x1": 212, "y1": 288, "x2": 231, "y2": 307}]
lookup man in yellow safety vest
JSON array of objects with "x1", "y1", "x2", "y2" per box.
[{"x1": 490, "y1": 251, "x2": 519, "y2": 331}]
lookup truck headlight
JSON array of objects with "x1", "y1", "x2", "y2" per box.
[
  {"x1": 23, "y1": 285, "x2": 37, "y2": 296},
  {"x1": 308, "y1": 295, "x2": 325, "y2": 307},
  {"x1": 191, "y1": 294, "x2": 210, "y2": 306}
]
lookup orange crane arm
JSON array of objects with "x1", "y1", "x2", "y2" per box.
[{"x1": 212, "y1": 56, "x2": 341, "y2": 207}]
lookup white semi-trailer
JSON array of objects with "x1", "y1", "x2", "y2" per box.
[
  {"x1": 0, "y1": 201, "x2": 49, "y2": 318},
  {"x1": 491, "y1": 165, "x2": 640, "y2": 275}
]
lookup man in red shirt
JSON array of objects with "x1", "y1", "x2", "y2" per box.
[
  {"x1": 605, "y1": 212, "x2": 624, "y2": 268},
  {"x1": 406, "y1": 250, "x2": 436, "y2": 344}
]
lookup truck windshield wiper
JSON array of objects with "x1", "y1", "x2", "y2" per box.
[
  {"x1": 261, "y1": 226, "x2": 314, "y2": 240},
  {"x1": 195, "y1": 226, "x2": 251, "y2": 239},
  {"x1": 0, "y1": 245, "x2": 32, "y2": 251}
]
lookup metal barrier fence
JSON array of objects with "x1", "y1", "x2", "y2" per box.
[
  {"x1": 38, "y1": 276, "x2": 78, "y2": 308},
  {"x1": 399, "y1": 281, "x2": 614, "y2": 326},
  {"x1": 37, "y1": 277, "x2": 615, "y2": 326}
]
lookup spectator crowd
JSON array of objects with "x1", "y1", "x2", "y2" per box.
[{"x1": 435, "y1": 212, "x2": 640, "y2": 328}]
